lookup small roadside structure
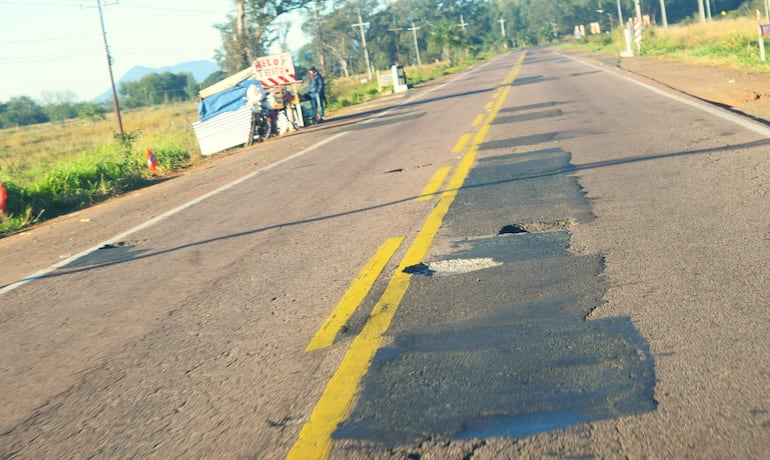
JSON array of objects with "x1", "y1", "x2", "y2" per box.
[{"x1": 192, "y1": 53, "x2": 304, "y2": 156}]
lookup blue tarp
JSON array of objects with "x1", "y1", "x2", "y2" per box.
[{"x1": 198, "y1": 79, "x2": 262, "y2": 122}]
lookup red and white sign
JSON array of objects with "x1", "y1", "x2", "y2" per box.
[{"x1": 253, "y1": 52, "x2": 296, "y2": 88}]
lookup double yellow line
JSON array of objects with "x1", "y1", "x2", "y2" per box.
[{"x1": 287, "y1": 53, "x2": 525, "y2": 460}]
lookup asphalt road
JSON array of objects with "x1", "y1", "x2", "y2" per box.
[{"x1": 1, "y1": 48, "x2": 768, "y2": 459}]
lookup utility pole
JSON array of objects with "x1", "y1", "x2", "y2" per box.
[
  {"x1": 389, "y1": 17, "x2": 402, "y2": 65},
  {"x1": 352, "y1": 10, "x2": 372, "y2": 80},
  {"x1": 458, "y1": 15, "x2": 469, "y2": 56},
  {"x1": 634, "y1": 0, "x2": 643, "y2": 25},
  {"x1": 698, "y1": 0, "x2": 706, "y2": 23},
  {"x1": 458, "y1": 14, "x2": 468, "y2": 32},
  {"x1": 408, "y1": 19, "x2": 422, "y2": 67},
  {"x1": 498, "y1": 17, "x2": 506, "y2": 37},
  {"x1": 86, "y1": 0, "x2": 123, "y2": 135},
  {"x1": 659, "y1": 0, "x2": 668, "y2": 27},
  {"x1": 616, "y1": 0, "x2": 624, "y2": 26}
]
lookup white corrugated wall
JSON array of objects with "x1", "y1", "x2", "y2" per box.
[{"x1": 192, "y1": 105, "x2": 253, "y2": 156}]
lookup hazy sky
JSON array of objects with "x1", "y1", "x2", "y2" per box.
[{"x1": 0, "y1": 0, "x2": 306, "y2": 102}]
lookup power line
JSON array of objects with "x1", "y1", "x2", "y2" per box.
[{"x1": 0, "y1": 35, "x2": 93, "y2": 44}]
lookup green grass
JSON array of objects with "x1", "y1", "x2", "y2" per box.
[
  {"x1": 0, "y1": 50, "x2": 494, "y2": 236},
  {"x1": 567, "y1": 16, "x2": 770, "y2": 72}
]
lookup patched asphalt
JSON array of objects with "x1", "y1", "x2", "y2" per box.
[{"x1": 334, "y1": 144, "x2": 656, "y2": 446}]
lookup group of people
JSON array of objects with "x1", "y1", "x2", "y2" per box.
[{"x1": 305, "y1": 66, "x2": 325, "y2": 123}]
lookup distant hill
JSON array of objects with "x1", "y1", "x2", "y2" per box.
[{"x1": 93, "y1": 60, "x2": 219, "y2": 102}]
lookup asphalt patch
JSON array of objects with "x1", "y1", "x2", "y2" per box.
[{"x1": 334, "y1": 146, "x2": 656, "y2": 445}]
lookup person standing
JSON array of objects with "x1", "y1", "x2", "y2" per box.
[{"x1": 307, "y1": 66, "x2": 325, "y2": 123}]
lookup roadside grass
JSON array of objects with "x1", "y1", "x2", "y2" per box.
[
  {"x1": 4, "y1": 16, "x2": 766, "y2": 236},
  {"x1": 325, "y1": 60, "x2": 460, "y2": 111},
  {"x1": 568, "y1": 16, "x2": 770, "y2": 72},
  {"x1": 0, "y1": 103, "x2": 200, "y2": 234},
  {"x1": 0, "y1": 56, "x2": 492, "y2": 236}
]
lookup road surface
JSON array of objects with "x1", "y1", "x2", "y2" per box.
[{"x1": 1, "y1": 48, "x2": 768, "y2": 459}]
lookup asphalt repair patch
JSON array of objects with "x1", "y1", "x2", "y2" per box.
[{"x1": 334, "y1": 148, "x2": 656, "y2": 445}]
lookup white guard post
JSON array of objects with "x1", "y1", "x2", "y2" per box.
[{"x1": 392, "y1": 65, "x2": 409, "y2": 93}]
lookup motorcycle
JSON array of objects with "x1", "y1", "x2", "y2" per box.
[{"x1": 247, "y1": 85, "x2": 277, "y2": 143}]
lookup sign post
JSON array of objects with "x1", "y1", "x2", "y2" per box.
[
  {"x1": 253, "y1": 53, "x2": 303, "y2": 130},
  {"x1": 253, "y1": 52, "x2": 297, "y2": 87},
  {"x1": 758, "y1": 11, "x2": 768, "y2": 62}
]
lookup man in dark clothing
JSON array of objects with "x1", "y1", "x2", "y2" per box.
[{"x1": 307, "y1": 67, "x2": 325, "y2": 122}]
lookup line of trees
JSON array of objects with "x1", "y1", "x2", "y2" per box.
[
  {"x1": 0, "y1": 70, "x2": 226, "y2": 129},
  {"x1": 3, "y1": 0, "x2": 757, "y2": 130},
  {"x1": 215, "y1": 0, "x2": 752, "y2": 78},
  {"x1": 0, "y1": 95, "x2": 109, "y2": 129}
]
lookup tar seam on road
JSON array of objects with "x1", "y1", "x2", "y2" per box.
[
  {"x1": 306, "y1": 237, "x2": 405, "y2": 351},
  {"x1": 286, "y1": 51, "x2": 527, "y2": 460},
  {"x1": 561, "y1": 52, "x2": 770, "y2": 138}
]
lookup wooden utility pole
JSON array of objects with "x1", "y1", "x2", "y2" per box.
[
  {"x1": 408, "y1": 19, "x2": 421, "y2": 67},
  {"x1": 458, "y1": 15, "x2": 468, "y2": 32},
  {"x1": 352, "y1": 10, "x2": 372, "y2": 79},
  {"x1": 458, "y1": 15, "x2": 469, "y2": 56},
  {"x1": 389, "y1": 17, "x2": 402, "y2": 65},
  {"x1": 698, "y1": 0, "x2": 706, "y2": 23},
  {"x1": 94, "y1": 0, "x2": 123, "y2": 135}
]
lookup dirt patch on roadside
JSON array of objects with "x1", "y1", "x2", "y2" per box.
[
  {"x1": 620, "y1": 56, "x2": 770, "y2": 121},
  {"x1": 569, "y1": 50, "x2": 770, "y2": 124}
]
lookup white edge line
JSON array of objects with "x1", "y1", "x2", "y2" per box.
[
  {"x1": 1, "y1": 132, "x2": 346, "y2": 295},
  {"x1": 561, "y1": 52, "x2": 770, "y2": 138},
  {"x1": 2, "y1": 53, "x2": 520, "y2": 295}
]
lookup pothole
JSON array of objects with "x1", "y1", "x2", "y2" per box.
[
  {"x1": 498, "y1": 224, "x2": 528, "y2": 235},
  {"x1": 403, "y1": 258, "x2": 502, "y2": 276},
  {"x1": 99, "y1": 239, "x2": 145, "y2": 249},
  {"x1": 384, "y1": 163, "x2": 432, "y2": 174},
  {"x1": 498, "y1": 219, "x2": 573, "y2": 235}
]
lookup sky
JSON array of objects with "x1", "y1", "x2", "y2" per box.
[{"x1": 0, "y1": 0, "x2": 307, "y2": 103}]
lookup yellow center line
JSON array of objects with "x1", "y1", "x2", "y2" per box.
[
  {"x1": 306, "y1": 237, "x2": 405, "y2": 351},
  {"x1": 416, "y1": 166, "x2": 451, "y2": 202},
  {"x1": 452, "y1": 132, "x2": 473, "y2": 152},
  {"x1": 286, "y1": 52, "x2": 526, "y2": 460}
]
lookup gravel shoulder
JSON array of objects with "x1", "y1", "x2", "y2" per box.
[{"x1": 568, "y1": 48, "x2": 770, "y2": 123}]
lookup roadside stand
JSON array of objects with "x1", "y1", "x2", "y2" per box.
[{"x1": 192, "y1": 52, "x2": 304, "y2": 156}]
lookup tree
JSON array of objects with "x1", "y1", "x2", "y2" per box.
[
  {"x1": 215, "y1": 0, "x2": 314, "y2": 74},
  {"x1": 427, "y1": 18, "x2": 463, "y2": 62},
  {"x1": 0, "y1": 96, "x2": 48, "y2": 128},
  {"x1": 41, "y1": 90, "x2": 79, "y2": 123},
  {"x1": 78, "y1": 103, "x2": 107, "y2": 123},
  {"x1": 119, "y1": 72, "x2": 198, "y2": 108},
  {"x1": 200, "y1": 70, "x2": 230, "y2": 90}
]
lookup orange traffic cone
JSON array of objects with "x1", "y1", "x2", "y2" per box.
[
  {"x1": 0, "y1": 183, "x2": 7, "y2": 216},
  {"x1": 146, "y1": 149, "x2": 158, "y2": 176}
]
